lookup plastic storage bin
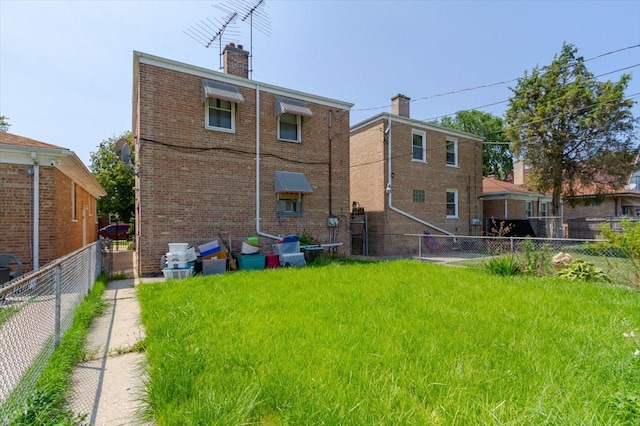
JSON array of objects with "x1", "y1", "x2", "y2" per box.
[
  {"x1": 168, "y1": 243, "x2": 189, "y2": 255},
  {"x1": 238, "y1": 254, "x2": 265, "y2": 270},
  {"x1": 163, "y1": 267, "x2": 193, "y2": 279},
  {"x1": 202, "y1": 258, "x2": 226, "y2": 275}
]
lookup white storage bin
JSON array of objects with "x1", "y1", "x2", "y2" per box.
[
  {"x1": 168, "y1": 243, "x2": 189, "y2": 255},
  {"x1": 163, "y1": 267, "x2": 193, "y2": 279}
]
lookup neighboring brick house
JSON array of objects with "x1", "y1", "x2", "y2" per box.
[
  {"x1": 563, "y1": 155, "x2": 640, "y2": 219},
  {"x1": 0, "y1": 132, "x2": 105, "y2": 274},
  {"x1": 480, "y1": 175, "x2": 552, "y2": 237},
  {"x1": 350, "y1": 94, "x2": 484, "y2": 256},
  {"x1": 132, "y1": 45, "x2": 353, "y2": 275}
]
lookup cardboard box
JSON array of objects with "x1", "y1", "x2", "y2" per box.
[
  {"x1": 238, "y1": 254, "x2": 265, "y2": 270},
  {"x1": 202, "y1": 258, "x2": 226, "y2": 275}
]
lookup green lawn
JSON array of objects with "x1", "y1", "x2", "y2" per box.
[{"x1": 138, "y1": 260, "x2": 640, "y2": 425}]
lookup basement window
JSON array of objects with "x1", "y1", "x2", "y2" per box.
[{"x1": 413, "y1": 189, "x2": 426, "y2": 203}]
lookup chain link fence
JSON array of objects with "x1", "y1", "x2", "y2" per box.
[
  {"x1": 398, "y1": 234, "x2": 621, "y2": 261},
  {"x1": 0, "y1": 241, "x2": 105, "y2": 424}
]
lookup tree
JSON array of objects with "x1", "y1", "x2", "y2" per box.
[
  {"x1": 0, "y1": 115, "x2": 10, "y2": 132},
  {"x1": 90, "y1": 132, "x2": 135, "y2": 225},
  {"x1": 438, "y1": 110, "x2": 512, "y2": 179},
  {"x1": 505, "y1": 43, "x2": 638, "y2": 237}
]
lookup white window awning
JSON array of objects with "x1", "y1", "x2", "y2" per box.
[
  {"x1": 202, "y1": 80, "x2": 245, "y2": 103},
  {"x1": 274, "y1": 96, "x2": 313, "y2": 117},
  {"x1": 275, "y1": 171, "x2": 313, "y2": 193}
]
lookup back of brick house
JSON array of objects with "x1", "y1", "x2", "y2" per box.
[
  {"x1": 0, "y1": 132, "x2": 105, "y2": 274},
  {"x1": 133, "y1": 45, "x2": 353, "y2": 275},
  {"x1": 350, "y1": 95, "x2": 484, "y2": 256}
]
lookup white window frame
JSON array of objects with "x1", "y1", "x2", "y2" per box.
[
  {"x1": 539, "y1": 202, "x2": 548, "y2": 217},
  {"x1": 277, "y1": 193, "x2": 303, "y2": 217},
  {"x1": 412, "y1": 129, "x2": 426, "y2": 162},
  {"x1": 446, "y1": 189, "x2": 458, "y2": 218},
  {"x1": 525, "y1": 201, "x2": 533, "y2": 218},
  {"x1": 446, "y1": 138, "x2": 458, "y2": 167},
  {"x1": 205, "y1": 98, "x2": 235, "y2": 133},
  {"x1": 278, "y1": 113, "x2": 302, "y2": 143}
]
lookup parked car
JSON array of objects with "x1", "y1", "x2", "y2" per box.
[{"x1": 99, "y1": 223, "x2": 131, "y2": 240}]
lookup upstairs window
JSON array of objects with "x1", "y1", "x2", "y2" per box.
[
  {"x1": 278, "y1": 113, "x2": 301, "y2": 142},
  {"x1": 275, "y1": 96, "x2": 313, "y2": 143},
  {"x1": 202, "y1": 79, "x2": 244, "y2": 133},
  {"x1": 446, "y1": 138, "x2": 458, "y2": 167},
  {"x1": 412, "y1": 129, "x2": 426, "y2": 162},
  {"x1": 206, "y1": 98, "x2": 234, "y2": 131}
]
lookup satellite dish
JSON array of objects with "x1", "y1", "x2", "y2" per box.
[{"x1": 115, "y1": 138, "x2": 132, "y2": 165}]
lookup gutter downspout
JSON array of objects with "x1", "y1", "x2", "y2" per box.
[
  {"x1": 386, "y1": 116, "x2": 455, "y2": 237},
  {"x1": 255, "y1": 84, "x2": 279, "y2": 240},
  {"x1": 31, "y1": 152, "x2": 40, "y2": 270}
]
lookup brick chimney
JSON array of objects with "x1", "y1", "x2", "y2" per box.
[
  {"x1": 513, "y1": 160, "x2": 525, "y2": 185},
  {"x1": 223, "y1": 43, "x2": 249, "y2": 78},
  {"x1": 391, "y1": 94, "x2": 410, "y2": 118}
]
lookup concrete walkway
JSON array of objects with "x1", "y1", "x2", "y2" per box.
[{"x1": 67, "y1": 250, "x2": 161, "y2": 425}]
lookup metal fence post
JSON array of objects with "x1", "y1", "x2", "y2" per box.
[
  {"x1": 418, "y1": 235, "x2": 422, "y2": 258},
  {"x1": 510, "y1": 237, "x2": 514, "y2": 253},
  {"x1": 54, "y1": 264, "x2": 62, "y2": 348}
]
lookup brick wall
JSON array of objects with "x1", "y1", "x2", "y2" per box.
[
  {"x1": 135, "y1": 60, "x2": 351, "y2": 275},
  {"x1": 350, "y1": 118, "x2": 483, "y2": 256},
  {"x1": 0, "y1": 164, "x2": 99, "y2": 273}
]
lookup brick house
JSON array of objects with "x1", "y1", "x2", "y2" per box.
[
  {"x1": 350, "y1": 94, "x2": 484, "y2": 256},
  {"x1": 480, "y1": 175, "x2": 552, "y2": 237},
  {"x1": 132, "y1": 45, "x2": 353, "y2": 275},
  {"x1": 0, "y1": 132, "x2": 105, "y2": 274}
]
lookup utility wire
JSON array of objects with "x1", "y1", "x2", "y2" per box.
[{"x1": 352, "y1": 44, "x2": 640, "y2": 113}]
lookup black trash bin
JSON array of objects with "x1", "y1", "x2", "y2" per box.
[{"x1": 0, "y1": 266, "x2": 11, "y2": 286}]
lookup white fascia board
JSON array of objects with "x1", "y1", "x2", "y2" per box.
[
  {"x1": 134, "y1": 51, "x2": 353, "y2": 111},
  {"x1": 350, "y1": 113, "x2": 484, "y2": 141}
]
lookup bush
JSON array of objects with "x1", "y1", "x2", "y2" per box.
[
  {"x1": 557, "y1": 260, "x2": 611, "y2": 283},
  {"x1": 599, "y1": 219, "x2": 640, "y2": 286},
  {"x1": 485, "y1": 255, "x2": 522, "y2": 276}
]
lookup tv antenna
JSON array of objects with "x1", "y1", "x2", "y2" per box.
[{"x1": 184, "y1": 12, "x2": 241, "y2": 71}]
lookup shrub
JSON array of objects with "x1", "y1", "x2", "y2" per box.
[
  {"x1": 557, "y1": 260, "x2": 611, "y2": 283},
  {"x1": 521, "y1": 238, "x2": 553, "y2": 276},
  {"x1": 485, "y1": 255, "x2": 522, "y2": 276},
  {"x1": 599, "y1": 219, "x2": 640, "y2": 286}
]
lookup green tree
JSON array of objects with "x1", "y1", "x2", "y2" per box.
[
  {"x1": 505, "y1": 43, "x2": 638, "y2": 237},
  {"x1": 0, "y1": 115, "x2": 10, "y2": 132},
  {"x1": 90, "y1": 133, "x2": 135, "y2": 225},
  {"x1": 438, "y1": 110, "x2": 512, "y2": 179}
]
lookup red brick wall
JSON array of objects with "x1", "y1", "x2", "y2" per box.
[
  {"x1": 0, "y1": 164, "x2": 99, "y2": 273},
  {"x1": 350, "y1": 118, "x2": 483, "y2": 256},
  {"x1": 135, "y1": 62, "x2": 351, "y2": 274}
]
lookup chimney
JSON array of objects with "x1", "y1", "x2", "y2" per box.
[
  {"x1": 223, "y1": 43, "x2": 249, "y2": 78},
  {"x1": 391, "y1": 94, "x2": 410, "y2": 118},
  {"x1": 513, "y1": 160, "x2": 525, "y2": 185}
]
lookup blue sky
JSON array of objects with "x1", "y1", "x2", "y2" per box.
[{"x1": 1, "y1": 0, "x2": 639, "y2": 166}]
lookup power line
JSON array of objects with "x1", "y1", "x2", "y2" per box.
[{"x1": 352, "y1": 44, "x2": 640, "y2": 114}]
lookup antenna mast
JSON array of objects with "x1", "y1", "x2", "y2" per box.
[{"x1": 184, "y1": 12, "x2": 240, "y2": 70}]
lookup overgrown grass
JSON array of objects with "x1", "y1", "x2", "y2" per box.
[
  {"x1": 138, "y1": 260, "x2": 640, "y2": 425},
  {"x1": 9, "y1": 275, "x2": 107, "y2": 426}
]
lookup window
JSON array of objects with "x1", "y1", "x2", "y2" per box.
[
  {"x1": 278, "y1": 113, "x2": 301, "y2": 142},
  {"x1": 412, "y1": 130, "x2": 426, "y2": 162},
  {"x1": 413, "y1": 189, "x2": 425, "y2": 203},
  {"x1": 71, "y1": 182, "x2": 76, "y2": 221},
  {"x1": 584, "y1": 197, "x2": 601, "y2": 207},
  {"x1": 525, "y1": 201, "x2": 533, "y2": 218},
  {"x1": 206, "y1": 98, "x2": 235, "y2": 132},
  {"x1": 277, "y1": 193, "x2": 302, "y2": 217},
  {"x1": 539, "y1": 202, "x2": 548, "y2": 217},
  {"x1": 446, "y1": 189, "x2": 458, "y2": 218},
  {"x1": 446, "y1": 138, "x2": 458, "y2": 166}
]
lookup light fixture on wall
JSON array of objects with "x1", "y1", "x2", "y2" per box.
[{"x1": 385, "y1": 182, "x2": 392, "y2": 194}]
